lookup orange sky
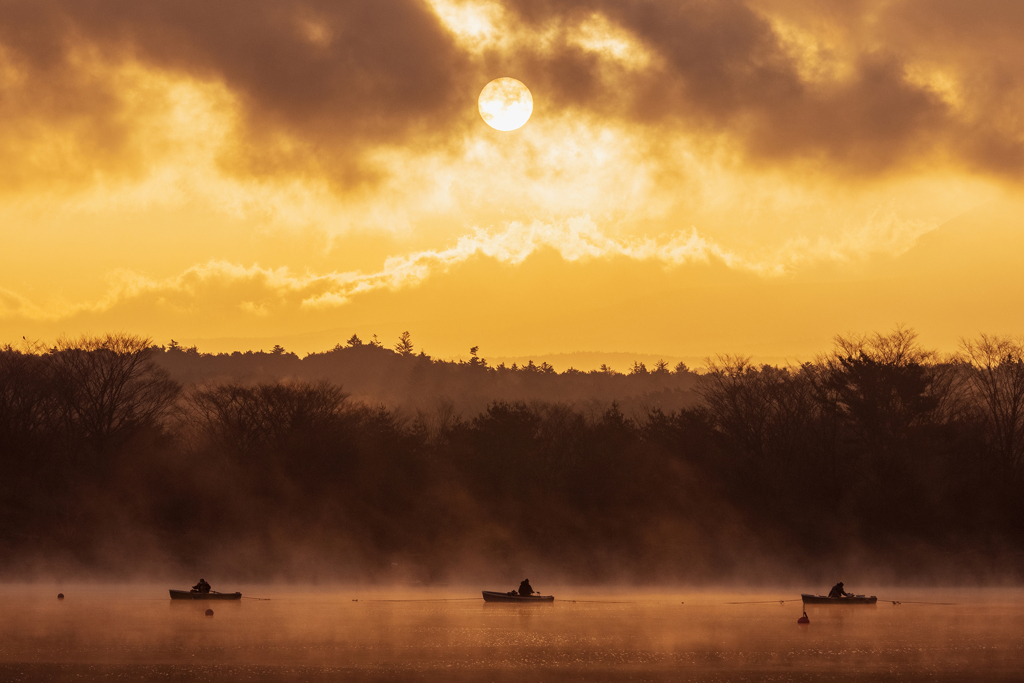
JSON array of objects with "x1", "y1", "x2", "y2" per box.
[{"x1": 2, "y1": 0, "x2": 1023, "y2": 368}]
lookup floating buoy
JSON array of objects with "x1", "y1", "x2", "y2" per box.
[
  {"x1": 205, "y1": 609, "x2": 214, "y2": 617},
  {"x1": 797, "y1": 611, "x2": 809, "y2": 624},
  {"x1": 57, "y1": 593, "x2": 64, "y2": 600}
]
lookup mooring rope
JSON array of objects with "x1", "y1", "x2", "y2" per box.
[{"x1": 723, "y1": 596, "x2": 957, "y2": 606}]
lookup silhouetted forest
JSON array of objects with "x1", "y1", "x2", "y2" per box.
[
  {"x1": 2, "y1": 329, "x2": 1023, "y2": 583},
  {"x1": 152, "y1": 334, "x2": 702, "y2": 418}
]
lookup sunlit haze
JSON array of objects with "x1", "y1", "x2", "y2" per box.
[
  {"x1": 6, "y1": 6, "x2": 1024, "y2": 682},
  {"x1": 2, "y1": 0, "x2": 1023, "y2": 362}
]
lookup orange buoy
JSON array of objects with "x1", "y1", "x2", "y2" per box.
[
  {"x1": 205, "y1": 609, "x2": 214, "y2": 617},
  {"x1": 797, "y1": 611, "x2": 809, "y2": 624},
  {"x1": 57, "y1": 593, "x2": 64, "y2": 600}
]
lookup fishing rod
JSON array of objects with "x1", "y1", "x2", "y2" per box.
[
  {"x1": 878, "y1": 598, "x2": 957, "y2": 605},
  {"x1": 362, "y1": 598, "x2": 482, "y2": 602},
  {"x1": 363, "y1": 597, "x2": 636, "y2": 604},
  {"x1": 206, "y1": 590, "x2": 271, "y2": 601}
]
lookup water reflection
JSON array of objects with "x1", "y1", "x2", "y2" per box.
[{"x1": 1, "y1": 586, "x2": 1022, "y2": 681}]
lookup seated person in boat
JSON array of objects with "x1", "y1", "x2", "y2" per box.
[
  {"x1": 192, "y1": 578, "x2": 212, "y2": 594},
  {"x1": 518, "y1": 579, "x2": 536, "y2": 597},
  {"x1": 828, "y1": 582, "x2": 850, "y2": 598}
]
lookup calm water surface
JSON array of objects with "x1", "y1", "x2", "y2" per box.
[{"x1": 1, "y1": 585, "x2": 1021, "y2": 681}]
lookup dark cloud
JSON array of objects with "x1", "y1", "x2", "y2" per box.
[
  {"x1": 0, "y1": 0, "x2": 473, "y2": 189},
  {"x1": 0, "y1": 3, "x2": 142, "y2": 191},
  {"x1": 499, "y1": 0, "x2": 1024, "y2": 177},
  {"x1": 0, "y1": 0, "x2": 1022, "y2": 190},
  {"x1": 496, "y1": 1, "x2": 969, "y2": 174},
  {"x1": 880, "y1": 0, "x2": 1024, "y2": 175}
]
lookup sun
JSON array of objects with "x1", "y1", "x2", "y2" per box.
[{"x1": 478, "y1": 78, "x2": 533, "y2": 131}]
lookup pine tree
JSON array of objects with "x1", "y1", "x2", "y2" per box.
[{"x1": 395, "y1": 331, "x2": 414, "y2": 356}]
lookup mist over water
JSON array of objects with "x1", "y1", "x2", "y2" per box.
[{"x1": 2, "y1": 584, "x2": 1023, "y2": 682}]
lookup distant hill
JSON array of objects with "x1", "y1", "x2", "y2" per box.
[
  {"x1": 152, "y1": 343, "x2": 702, "y2": 419},
  {"x1": 898, "y1": 195, "x2": 1024, "y2": 276}
]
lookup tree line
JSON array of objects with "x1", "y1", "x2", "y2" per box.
[
  {"x1": 153, "y1": 332, "x2": 701, "y2": 418},
  {"x1": 1, "y1": 328, "x2": 1022, "y2": 582}
]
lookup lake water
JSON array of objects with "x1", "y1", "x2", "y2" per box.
[{"x1": 1, "y1": 585, "x2": 1022, "y2": 681}]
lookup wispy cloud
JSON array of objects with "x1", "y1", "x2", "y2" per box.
[
  {"x1": 0, "y1": 287, "x2": 51, "y2": 320},
  {"x1": 0, "y1": 215, "x2": 936, "y2": 323},
  {"x1": 95, "y1": 217, "x2": 745, "y2": 314},
  {"x1": 300, "y1": 217, "x2": 750, "y2": 307}
]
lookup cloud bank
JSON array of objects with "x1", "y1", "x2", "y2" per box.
[
  {"x1": 2, "y1": 0, "x2": 1023, "y2": 191},
  {"x1": 1, "y1": 215, "x2": 934, "y2": 324}
]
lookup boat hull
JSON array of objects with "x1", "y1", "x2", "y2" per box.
[
  {"x1": 482, "y1": 591, "x2": 554, "y2": 603},
  {"x1": 169, "y1": 590, "x2": 242, "y2": 600},
  {"x1": 802, "y1": 594, "x2": 877, "y2": 605}
]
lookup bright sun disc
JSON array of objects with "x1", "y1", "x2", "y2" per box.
[{"x1": 478, "y1": 78, "x2": 533, "y2": 131}]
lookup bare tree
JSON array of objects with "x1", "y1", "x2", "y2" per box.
[
  {"x1": 831, "y1": 325, "x2": 935, "y2": 367},
  {"x1": 697, "y1": 356, "x2": 815, "y2": 472},
  {"x1": 414, "y1": 396, "x2": 461, "y2": 448},
  {"x1": 48, "y1": 334, "x2": 180, "y2": 453},
  {"x1": 818, "y1": 327, "x2": 941, "y2": 461},
  {"x1": 184, "y1": 381, "x2": 349, "y2": 456},
  {"x1": 959, "y1": 334, "x2": 1024, "y2": 475},
  {"x1": 0, "y1": 346, "x2": 54, "y2": 441}
]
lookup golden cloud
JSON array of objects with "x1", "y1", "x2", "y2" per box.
[
  {"x1": 1, "y1": 0, "x2": 1022, "y2": 195},
  {"x1": 0, "y1": 212, "x2": 941, "y2": 328}
]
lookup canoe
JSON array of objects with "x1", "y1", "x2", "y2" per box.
[
  {"x1": 802, "y1": 593, "x2": 877, "y2": 605},
  {"x1": 482, "y1": 591, "x2": 554, "y2": 603},
  {"x1": 169, "y1": 589, "x2": 242, "y2": 600}
]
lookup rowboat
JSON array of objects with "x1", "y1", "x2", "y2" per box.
[
  {"x1": 802, "y1": 593, "x2": 877, "y2": 605},
  {"x1": 482, "y1": 591, "x2": 554, "y2": 603},
  {"x1": 169, "y1": 590, "x2": 242, "y2": 600}
]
